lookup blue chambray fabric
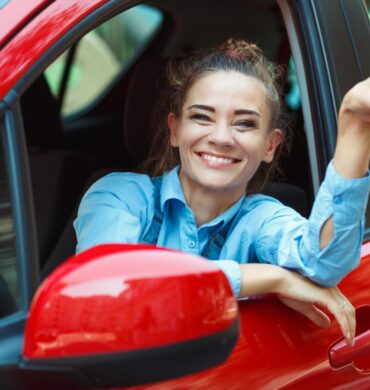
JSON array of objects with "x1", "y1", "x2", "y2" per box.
[{"x1": 74, "y1": 161, "x2": 370, "y2": 298}]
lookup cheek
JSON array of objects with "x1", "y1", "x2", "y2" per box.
[
  {"x1": 178, "y1": 123, "x2": 208, "y2": 147},
  {"x1": 236, "y1": 133, "x2": 268, "y2": 156}
]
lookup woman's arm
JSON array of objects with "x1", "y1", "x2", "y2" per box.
[
  {"x1": 254, "y1": 77, "x2": 370, "y2": 287},
  {"x1": 334, "y1": 77, "x2": 370, "y2": 179},
  {"x1": 320, "y1": 77, "x2": 370, "y2": 249},
  {"x1": 239, "y1": 263, "x2": 355, "y2": 346}
]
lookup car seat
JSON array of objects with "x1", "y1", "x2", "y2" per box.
[{"x1": 21, "y1": 75, "x2": 100, "y2": 268}]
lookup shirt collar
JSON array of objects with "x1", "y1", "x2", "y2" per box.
[
  {"x1": 160, "y1": 166, "x2": 187, "y2": 210},
  {"x1": 160, "y1": 166, "x2": 245, "y2": 230}
]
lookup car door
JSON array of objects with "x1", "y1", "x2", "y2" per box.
[
  {"x1": 0, "y1": 0, "x2": 369, "y2": 389},
  {"x1": 127, "y1": 1, "x2": 370, "y2": 388}
]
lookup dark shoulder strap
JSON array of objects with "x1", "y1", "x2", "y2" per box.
[
  {"x1": 201, "y1": 217, "x2": 235, "y2": 260},
  {"x1": 141, "y1": 177, "x2": 163, "y2": 245}
]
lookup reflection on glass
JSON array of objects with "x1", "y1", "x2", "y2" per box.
[{"x1": 285, "y1": 57, "x2": 301, "y2": 111}]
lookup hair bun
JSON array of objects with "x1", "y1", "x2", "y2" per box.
[{"x1": 220, "y1": 38, "x2": 263, "y2": 61}]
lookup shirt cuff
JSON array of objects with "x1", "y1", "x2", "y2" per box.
[
  {"x1": 325, "y1": 160, "x2": 370, "y2": 220},
  {"x1": 212, "y1": 260, "x2": 241, "y2": 298}
]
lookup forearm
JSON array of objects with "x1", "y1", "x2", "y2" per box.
[
  {"x1": 333, "y1": 78, "x2": 370, "y2": 179},
  {"x1": 239, "y1": 263, "x2": 284, "y2": 298},
  {"x1": 333, "y1": 117, "x2": 370, "y2": 179},
  {"x1": 320, "y1": 80, "x2": 370, "y2": 248}
]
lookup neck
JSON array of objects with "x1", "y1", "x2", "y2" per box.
[{"x1": 179, "y1": 173, "x2": 245, "y2": 226}]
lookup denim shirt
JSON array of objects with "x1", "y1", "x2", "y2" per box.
[{"x1": 74, "y1": 162, "x2": 370, "y2": 297}]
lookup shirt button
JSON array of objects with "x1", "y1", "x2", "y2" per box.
[
  {"x1": 187, "y1": 240, "x2": 196, "y2": 248},
  {"x1": 333, "y1": 195, "x2": 342, "y2": 204}
]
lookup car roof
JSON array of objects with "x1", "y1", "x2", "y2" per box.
[
  {"x1": 0, "y1": 0, "x2": 108, "y2": 101},
  {"x1": 0, "y1": 0, "x2": 51, "y2": 48},
  {"x1": 0, "y1": 0, "x2": 280, "y2": 102}
]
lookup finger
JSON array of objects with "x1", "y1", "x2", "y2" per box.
[
  {"x1": 331, "y1": 288, "x2": 356, "y2": 344},
  {"x1": 321, "y1": 292, "x2": 354, "y2": 346},
  {"x1": 303, "y1": 305, "x2": 331, "y2": 328},
  {"x1": 279, "y1": 295, "x2": 331, "y2": 328}
]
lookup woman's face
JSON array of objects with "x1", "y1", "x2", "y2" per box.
[{"x1": 168, "y1": 71, "x2": 282, "y2": 199}]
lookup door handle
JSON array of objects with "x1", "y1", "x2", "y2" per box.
[{"x1": 329, "y1": 329, "x2": 370, "y2": 368}]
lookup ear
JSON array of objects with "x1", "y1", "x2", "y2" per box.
[
  {"x1": 263, "y1": 129, "x2": 283, "y2": 163},
  {"x1": 168, "y1": 113, "x2": 179, "y2": 147}
]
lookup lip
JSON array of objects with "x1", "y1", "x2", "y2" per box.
[{"x1": 195, "y1": 151, "x2": 241, "y2": 168}]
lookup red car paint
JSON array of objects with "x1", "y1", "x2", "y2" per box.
[
  {"x1": 0, "y1": 1, "x2": 369, "y2": 388},
  {"x1": 23, "y1": 245, "x2": 237, "y2": 359},
  {"x1": 0, "y1": 0, "x2": 50, "y2": 47},
  {"x1": 130, "y1": 244, "x2": 370, "y2": 389},
  {"x1": 0, "y1": 0, "x2": 108, "y2": 100}
]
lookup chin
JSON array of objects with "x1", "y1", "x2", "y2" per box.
[{"x1": 196, "y1": 177, "x2": 246, "y2": 194}]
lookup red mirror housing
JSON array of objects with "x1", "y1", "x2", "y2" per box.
[{"x1": 22, "y1": 244, "x2": 238, "y2": 388}]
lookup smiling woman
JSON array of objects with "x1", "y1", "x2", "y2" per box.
[
  {"x1": 74, "y1": 39, "x2": 370, "y2": 346},
  {"x1": 167, "y1": 71, "x2": 282, "y2": 221}
]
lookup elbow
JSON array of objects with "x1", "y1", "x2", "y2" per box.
[{"x1": 308, "y1": 255, "x2": 361, "y2": 287}]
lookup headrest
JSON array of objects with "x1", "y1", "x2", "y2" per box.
[
  {"x1": 21, "y1": 75, "x2": 64, "y2": 149},
  {"x1": 122, "y1": 57, "x2": 168, "y2": 167}
]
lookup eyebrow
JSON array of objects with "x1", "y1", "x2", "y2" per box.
[
  {"x1": 187, "y1": 104, "x2": 215, "y2": 112},
  {"x1": 188, "y1": 105, "x2": 260, "y2": 117},
  {"x1": 234, "y1": 109, "x2": 260, "y2": 117}
]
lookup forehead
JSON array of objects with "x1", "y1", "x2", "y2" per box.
[{"x1": 185, "y1": 71, "x2": 267, "y2": 110}]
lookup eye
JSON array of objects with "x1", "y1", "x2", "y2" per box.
[
  {"x1": 234, "y1": 119, "x2": 257, "y2": 130},
  {"x1": 190, "y1": 113, "x2": 211, "y2": 122}
]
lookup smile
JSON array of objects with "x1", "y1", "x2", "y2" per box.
[{"x1": 197, "y1": 152, "x2": 240, "y2": 167}]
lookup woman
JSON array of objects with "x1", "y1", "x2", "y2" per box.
[{"x1": 74, "y1": 39, "x2": 370, "y2": 346}]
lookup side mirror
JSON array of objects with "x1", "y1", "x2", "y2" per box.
[{"x1": 21, "y1": 244, "x2": 238, "y2": 389}]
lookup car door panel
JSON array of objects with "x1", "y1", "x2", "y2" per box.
[{"x1": 129, "y1": 244, "x2": 370, "y2": 389}]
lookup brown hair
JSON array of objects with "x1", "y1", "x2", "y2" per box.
[{"x1": 142, "y1": 38, "x2": 291, "y2": 193}]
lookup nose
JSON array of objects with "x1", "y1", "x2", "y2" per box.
[{"x1": 207, "y1": 122, "x2": 235, "y2": 147}]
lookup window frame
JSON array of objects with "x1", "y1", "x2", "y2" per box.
[
  {"x1": 0, "y1": 104, "x2": 39, "y2": 384},
  {"x1": 279, "y1": 0, "x2": 370, "y2": 240},
  {"x1": 0, "y1": 0, "x2": 151, "y2": 306},
  {"x1": 0, "y1": 103, "x2": 39, "y2": 314}
]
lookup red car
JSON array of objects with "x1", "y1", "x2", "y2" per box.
[{"x1": 0, "y1": 0, "x2": 369, "y2": 389}]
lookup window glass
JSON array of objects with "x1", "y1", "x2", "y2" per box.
[
  {"x1": 0, "y1": 124, "x2": 20, "y2": 319},
  {"x1": 285, "y1": 57, "x2": 301, "y2": 111},
  {"x1": 45, "y1": 4, "x2": 163, "y2": 117}
]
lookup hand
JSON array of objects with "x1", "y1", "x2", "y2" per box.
[
  {"x1": 340, "y1": 77, "x2": 370, "y2": 127},
  {"x1": 276, "y1": 269, "x2": 356, "y2": 346},
  {"x1": 334, "y1": 77, "x2": 370, "y2": 178}
]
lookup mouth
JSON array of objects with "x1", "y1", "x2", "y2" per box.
[{"x1": 196, "y1": 152, "x2": 241, "y2": 167}]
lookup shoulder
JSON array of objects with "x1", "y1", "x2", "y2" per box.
[
  {"x1": 242, "y1": 193, "x2": 283, "y2": 211},
  {"x1": 90, "y1": 172, "x2": 152, "y2": 190},
  {"x1": 239, "y1": 193, "x2": 303, "y2": 224},
  {"x1": 82, "y1": 171, "x2": 155, "y2": 210}
]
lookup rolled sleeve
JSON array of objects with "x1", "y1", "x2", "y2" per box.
[
  {"x1": 212, "y1": 260, "x2": 242, "y2": 298},
  {"x1": 314, "y1": 161, "x2": 369, "y2": 225},
  {"x1": 255, "y1": 160, "x2": 370, "y2": 286},
  {"x1": 299, "y1": 161, "x2": 369, "y2": 284}
]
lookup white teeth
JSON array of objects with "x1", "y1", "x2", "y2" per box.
[{"x1": 202, "y1": 154, "x2": 233, "y2": 164}]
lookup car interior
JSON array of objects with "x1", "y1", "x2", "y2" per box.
[{"x1": 19, "y1": 0, "x2": 314, "y2": 278}]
